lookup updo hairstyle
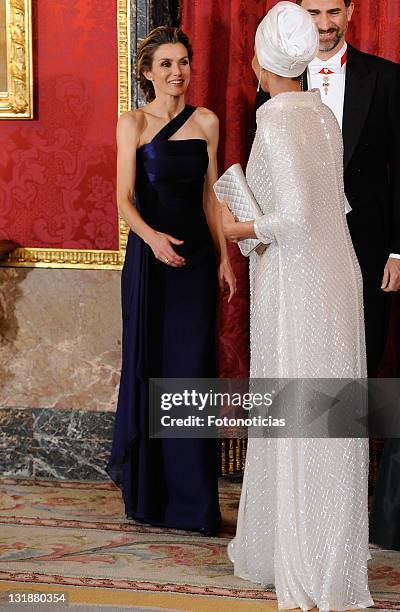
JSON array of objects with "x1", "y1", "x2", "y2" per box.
[{"x1": 137, "y1": 27, "x2": 193, "y2": 102}]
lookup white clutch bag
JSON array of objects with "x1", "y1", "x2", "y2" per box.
[{"x1": 213, "y1": 163, "x2": 266, "y2": 257}]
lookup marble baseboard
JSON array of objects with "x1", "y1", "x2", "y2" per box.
[
  {"x1": 0, "y1": 434, "x2": 33, "y2": 477},
  {"x1": 0, "y1": 406, "x2": 243, "y2": 481},
  {"x1": 0, "y1": 406, "x2": 115, "y2": 481}
]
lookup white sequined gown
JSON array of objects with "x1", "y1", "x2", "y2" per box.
[{"x1": 229, "y1": 90, "x2": 373, "y2": 611}]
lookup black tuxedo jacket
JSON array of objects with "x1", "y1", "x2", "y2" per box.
[{"x1": 254, "y1": 44, "x2": 400, "y2": 291}]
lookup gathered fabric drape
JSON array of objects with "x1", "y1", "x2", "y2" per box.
[{"x1": 181, "y1": 0, "x2": 400, "y2": 379}]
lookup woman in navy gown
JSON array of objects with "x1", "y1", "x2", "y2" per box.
[{"x1": 106, "y1": 27, "x2": 235, "y2": 533}]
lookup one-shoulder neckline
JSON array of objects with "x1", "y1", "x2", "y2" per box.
[
  {"x1": 136, "y1": 104, "x2": 208, "y2": 152},
  {"x1": 137, "y1": 138, "x2": 207, "y2": 153}
]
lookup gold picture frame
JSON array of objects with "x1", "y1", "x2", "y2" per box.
[
  {"x1": 2, "y1": 0, "x2": 131, "y2": 270},
  {"x1": 0, "y1": 0, "x2": 33, "y2": 119}
]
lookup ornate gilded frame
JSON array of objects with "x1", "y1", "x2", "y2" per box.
[
  {"x1": 3, "y1": 0, "x2": 138, "y2": 269},
  {"x1": 0, "y1": 0, "x2": 33, "y2": 119}
]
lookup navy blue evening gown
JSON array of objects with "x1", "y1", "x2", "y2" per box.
[{"x1": 106, "y1": 105, "x2": 221, "y2": 532}]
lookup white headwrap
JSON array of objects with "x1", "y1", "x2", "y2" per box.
[{"x1": 255, "y1": 1, "x2": 319, "y2": 78}]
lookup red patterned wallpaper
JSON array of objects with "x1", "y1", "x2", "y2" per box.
[{"x1": 0, "y1": 0, "x2": 119, "y2": 250}]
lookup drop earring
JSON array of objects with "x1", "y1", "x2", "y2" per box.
[{"x1": 257, "y1": 71, "x2": 261, "y2": 92}]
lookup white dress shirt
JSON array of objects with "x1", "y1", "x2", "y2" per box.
[
  {"x1": 308, "y1": 42, "x2": 347, "y2": 129},
  {"x1": 307, "y1": 43, "x2": 399, "y2": 260}
]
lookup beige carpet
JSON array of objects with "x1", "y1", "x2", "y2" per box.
[{"x1": 0, "y1": 478, "x2": 399, "y2": 610}]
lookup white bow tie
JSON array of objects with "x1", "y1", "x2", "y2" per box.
[
  {"x1": 308, "y1": 49, "x2": 347, "y2": 75},
  {"x1": 308, "y1": 57, "x2": 343, "y2": 74}
]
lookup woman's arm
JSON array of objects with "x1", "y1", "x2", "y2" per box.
[
  {"x1": 197, "y1": 109, "x2": 236, "y2": 300},
  {"x1": 221, "y1": 202, "x2": 278, "y2": 245},
  {"x1": 221, "y1": 202, "x2": 257, "y2": 241},
  {"x1": 116, "y1": 111, "x2": 185, "y2": 267},
  {"x1": 200, "y1": 111, "x2": 228, "y2": 260},
  {"x1": 221, "y1": 121, "x2": 286, "y2": 246}
]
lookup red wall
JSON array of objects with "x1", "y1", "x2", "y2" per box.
[{"x1": 0, "y1": 0, "x2": 119, "y2": 250}]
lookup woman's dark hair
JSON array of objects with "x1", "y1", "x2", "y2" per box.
[
  {"x1": 296, "y1": 0, "x2": 352, "y2": 6},
  {"x1": 137, "y1": 27, "x2": 193, "y2": 102}
]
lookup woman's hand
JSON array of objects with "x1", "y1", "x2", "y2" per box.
[
  {"x1": 146, "y1": 231, "x2": 185, "y2": 267},
  {"x1": 221, "y1": 202, "x2": 256, "y2": 241},
  {"x1": 218, "y1": 257, "x2": 237, "y2": 303}
]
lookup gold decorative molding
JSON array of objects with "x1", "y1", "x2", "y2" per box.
[
  {"x1": 219, "y1": 437, "x2": 246, "y2": 477},
  {"x1": 3, "y1": 0, "x2": 131, "y2": 269},
  {"x1": 117, "y1": 0, "x2": 131, "y2": 117},
  {"x1": 0, "y1": 0, "x2": 33, "y2": 118},
  {"x1": 6, "y1": 246, "x2": 123, "y2": 269},
  {"x1": 116, "y1": 0, "x2": 131, "y2": 268}
]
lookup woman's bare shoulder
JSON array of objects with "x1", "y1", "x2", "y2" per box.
[
  {"x1": 117, "y1": 108, "x2": 148, "y2": 131},
  {"x1": 194, "y1": 106, "x2": 219, "y2": 129},
  {"x1": 193, "y1": 107, "x2": 219, "y2": 145},
  {"x1": 116, "y1": 109, "x2": 150, "y2": 148}
]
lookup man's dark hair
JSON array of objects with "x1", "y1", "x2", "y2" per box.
[{"x1": 296, "y1": 0, "x2": 352, "y2": 6}]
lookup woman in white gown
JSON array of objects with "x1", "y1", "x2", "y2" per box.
[{"x1": 221, "y1": 3, "x2": 373, "y2": 611}]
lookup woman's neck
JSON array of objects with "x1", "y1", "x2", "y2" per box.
[
  {"x1": 268, "y1": 74, "x2": 301, "y2": 98},
  {"x1": 149, "y1": 94, "x2": 186, "y2": 120}
]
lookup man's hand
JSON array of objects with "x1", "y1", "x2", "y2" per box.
[{"x1": 381, "y1": 257, "x2": 400, "y2": 292}]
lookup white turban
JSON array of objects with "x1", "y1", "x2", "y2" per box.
[{"x1": 255, "y1": 1, "x2": 319, "y2": 78}]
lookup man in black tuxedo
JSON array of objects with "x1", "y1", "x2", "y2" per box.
[{"x1": 254, "y1": 0, "x2": 400, "y2": 547}]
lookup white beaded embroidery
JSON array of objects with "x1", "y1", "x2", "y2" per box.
[{"x1": 229, "y1": 90, "x2": 373, "y2": 612}]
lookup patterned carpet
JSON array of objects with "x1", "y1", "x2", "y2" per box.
[{"x1": 0, "y1": 478, "x2": 400, "y2": 609}]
